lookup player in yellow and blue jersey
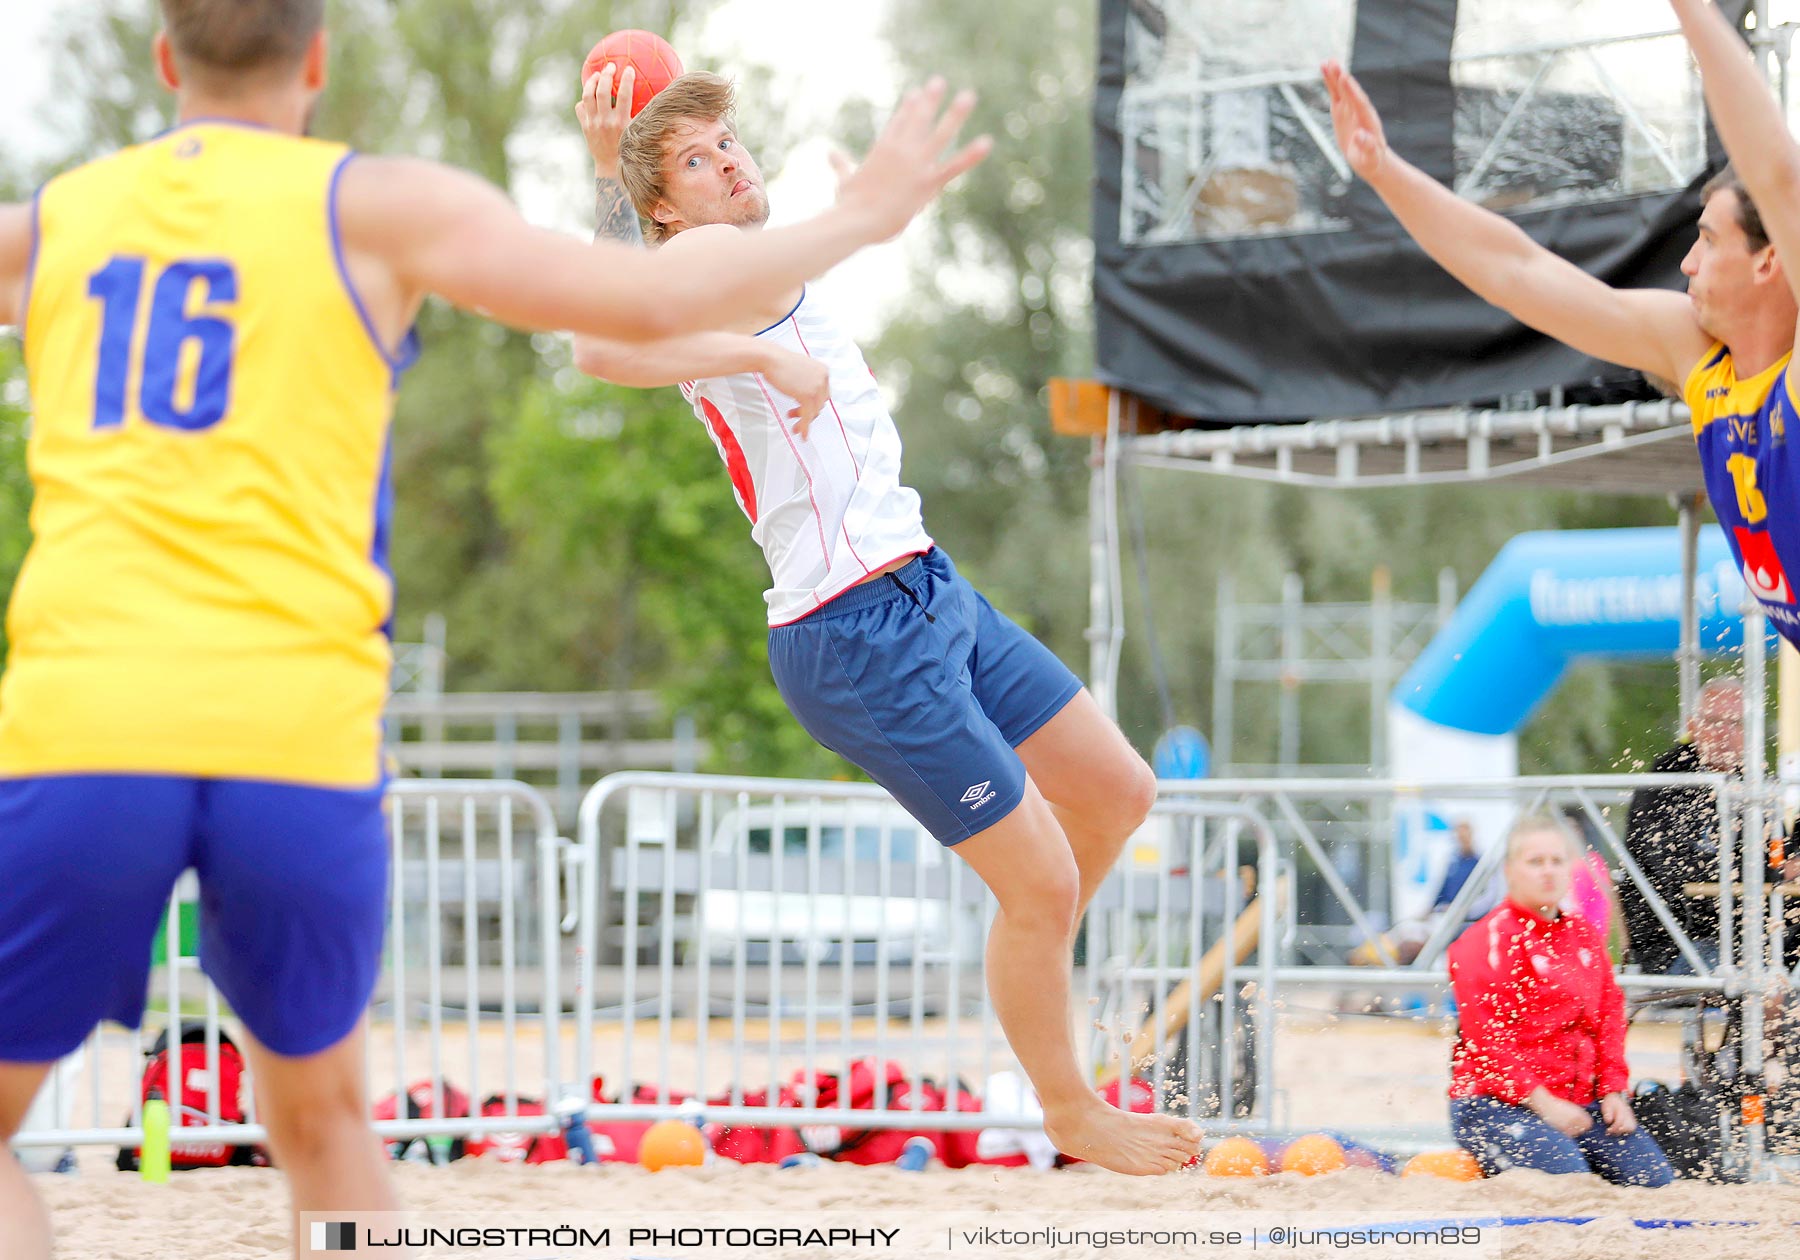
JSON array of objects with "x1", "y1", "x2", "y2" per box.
[
  {"x1": 1317, "y1": 0, "x2": 1800, "y2": 1154},
  {"x1": 0, "y1": 3, "x2": 987, "y2": 1255},
  {"x1": 1322, "y1": 0, "x2": 1800, "y2": 650}
]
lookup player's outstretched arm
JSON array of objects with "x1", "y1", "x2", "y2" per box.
[
  {"x1": 1322, "y1": 60, "x2": 1708, "y2": 385},
  {"x1": 0, "y1": 203, "x2": 35, "y2": 328},
  {"x1": 342, "y1": 79, "x2": 988, "y2": 344},
  {"x1": 340, "y1": 156, "x2": 838, "y2": 342},
  {"x1": 624, "y1": 76, "x2": 988, "y2": 312},
  {"x1": 1671, "y1": 0, "x2": 1800, "y2": 310}
]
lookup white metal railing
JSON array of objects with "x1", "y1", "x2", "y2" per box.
[
  {"x1": 1145, "y1": 773, "x2": 1794, "y2": 1173},
  {"x1": 382, "y1": 692, "x2": 701, "y2": 823},
  {"x1": 1127, "y1": 397, "x2": 1693, "y2": 491},
  {"x1": 12, "y1": 781, "x2": 567, "y2": 1159},
  {"x1": 571, "y1": 772, "x2": 1283, "y2": 1141},
  {"x1": 17, "y1": 769, "x2": 1783, "y2": 1173}
]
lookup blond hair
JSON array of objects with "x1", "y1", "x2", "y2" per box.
[
  {"x1": 619, "y1": 72, "x2": 738, "y2": 243},
  {"x1": 1502, "y1": 812, "x2": 1581, "y2": 864}
]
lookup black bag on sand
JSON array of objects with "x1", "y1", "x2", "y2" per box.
[{"x1": 1632, "y1": 1081, "x2": 1737, "y2": 1183}]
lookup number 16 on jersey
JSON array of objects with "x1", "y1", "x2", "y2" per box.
[{"x1": 87, "y1": 256, "x2": 239, "y2": 433}]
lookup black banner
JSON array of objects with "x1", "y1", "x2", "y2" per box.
[{"x1": 1092, "y1": 1, "x2": 1751, "y2": 424}]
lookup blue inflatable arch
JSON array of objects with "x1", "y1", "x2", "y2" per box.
[{"x1": 1393, "y1": 528, "x2": 1762, "y2": 737}]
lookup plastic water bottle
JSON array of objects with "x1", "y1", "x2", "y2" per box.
[
  {"x1": 557, "y1": 1097, "x2": 597, "y2": 1165},
  {"x1": 674, "y1": 1098, "x2": 714, "y2": 1165},
  {"x1": 779, "y1": 1152, "x2": 823, "y2": 1170},
  {"x1": 897, "y1": 1136, "x2": 933, "y2": 1171},
  {"x1": 140, "y1": 1089, "x2": 171, "y2": 1184}
]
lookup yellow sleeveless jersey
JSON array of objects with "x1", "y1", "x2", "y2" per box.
[{"x1": 1, "y1": 122, "x2": 414, "y2": 786}]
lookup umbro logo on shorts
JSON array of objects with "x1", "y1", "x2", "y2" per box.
[
  {"x1": 310, "y1": 1222, "x2": 357, "y2": 1251},
  {"x1": 961, "y1": 781, "x2": 998, "y2": 810}
]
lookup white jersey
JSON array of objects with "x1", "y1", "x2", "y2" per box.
[{"x1": 678, "y1": 287, "x2": 932, "y2": 625}]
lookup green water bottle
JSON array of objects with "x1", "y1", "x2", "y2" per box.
[{"x1": 141, "y1": 1089, "x2": 171, "y2": 1184}]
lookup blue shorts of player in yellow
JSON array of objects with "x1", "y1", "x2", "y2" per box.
[
  {"x1": 768, "y1": 548, "x2": 1083, "y2": 845},
  {"x1": 0, "y1": 775, "x2": 387, "y2": 1062}
]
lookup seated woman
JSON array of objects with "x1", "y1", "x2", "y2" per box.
[{"x1": 1446, "y1": 814, "x2": 1674, "y2": 1186}]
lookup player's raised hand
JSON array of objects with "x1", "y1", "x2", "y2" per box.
[
  {"x1": 762, "y1": 348, "x2": 831, "y2": 439},
  {"x1": 1323, "y1": 59, "x2": 1389, "y2": 182},
  {"x1": 834, "y1": 78, "x2": 992, "y2": 241},
  {"x1": 577, "y1": 62, "x2": 635, "y2": 178}
]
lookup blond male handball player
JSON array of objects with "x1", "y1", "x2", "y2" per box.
[{"x1": 568, "y1": 64, "x2": 1202, "y2": 1176}]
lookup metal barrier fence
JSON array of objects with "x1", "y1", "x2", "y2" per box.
[
  {"x1": 382, "y1": 692, "x2": 701, "y2": 825},
  {"x1": 570, "y1": 772, "x2": 1281, "y2": 1139},
  {"x1": 1176, "y1": 773, "x2": 1791, "y2": 1175},
  {"x1": 16, "y1": 769, "x2": 1783, "y2": 1176},
  {"x1": 13, "y1": 781, "x2": 569, "y2": 1161},
  {"x1": 566, "y1": 771, "x2": 1784, "y2": 1167}
]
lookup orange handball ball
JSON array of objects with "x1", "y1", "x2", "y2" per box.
[
  {"x1": 1202, "y1": 1136, "x2": 1270, "y2": 1178},
  {"x1": 582, "y1": 29, "x2": 684, "y2": 118},
  {"x1": 1401, "y1": 1149, "x2": 1485, "y2": 1181},
  {"x1": 1280, "y1": 1133, "x2": 1347, "y2": 1176},
  {"x1": 638, "y1": 1119, "x2": 707, "y2": 1171}
]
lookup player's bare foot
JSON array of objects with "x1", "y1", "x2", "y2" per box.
[{"x1": 1044, "y1": 1099, "x2": 1203, "y2": 1175}]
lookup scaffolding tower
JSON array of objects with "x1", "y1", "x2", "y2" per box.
[{"x1": 1212, "y1": 568, "x2": 1455, "y2": 778}]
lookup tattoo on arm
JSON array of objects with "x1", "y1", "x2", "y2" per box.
[{"x1": 594, "y1": 176, "x2": 645, "y2": 248}]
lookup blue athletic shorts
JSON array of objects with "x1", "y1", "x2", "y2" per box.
[
  {"x1": 768, "y1": 548, "x2": 1084, "y2": 845},
  {"x1": 0, "y1": 775, "x2": 388, "y2": 1063}
]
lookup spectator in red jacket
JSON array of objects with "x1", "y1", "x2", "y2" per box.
[{"x1": 1447, "y1": 814, "x2": 1674, "y2": 1186}]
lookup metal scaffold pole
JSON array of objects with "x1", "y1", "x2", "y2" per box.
[
  {"x1": 1087, "y1": 430, "x2": 1111, "y2": 716},
  {"x1": 1214, "y1": 570, "x2": 1237, "y2": 773},
  {"x1": 1087, "y1": 391, "x2": 1126, "y2": 721},
  {"x1": 1741, "y1": 593, "x2": 1770, "y2": 1178},
  {"x1": 1679, "y1": 494, "x2": 1702, "y2": 734}
]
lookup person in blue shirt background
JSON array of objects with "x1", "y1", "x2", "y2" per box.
[{"x1": 1433, "y1": 820, "x2": 1483, "y2": 914}]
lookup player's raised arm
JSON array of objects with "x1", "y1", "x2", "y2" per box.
[
  {"x1": 341, "y1": 79, "x2": 988, "y2": 344},
  {"x1": 1671, "y1": 0, "x2": 1800, "y2": 311},
  {"x1": 0, "y1": 202, "x2": 35, "y2": 328},
  {"x1": 1322, "y1": 59, "x2": 1709, "y2": 386},
  {"x1": 577, "y1": 62, "x2": 646, "y2": 247}
]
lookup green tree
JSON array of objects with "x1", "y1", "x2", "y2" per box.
[
  {"x1": 811, "y1": 0, "x2": 1111, "y2": 732},
  {"x1": 487, "y1": 361, "x2": 848, "y2": 777},
  {"x1": 0, "y1": 343, "x2": 29, "y2": 667},
  {"x1": 0, "y1": 141, "x2": 29, "y2": 670},
  {"x1": 862, "y1": 0, "x2": 1690, "y2": 775}
]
